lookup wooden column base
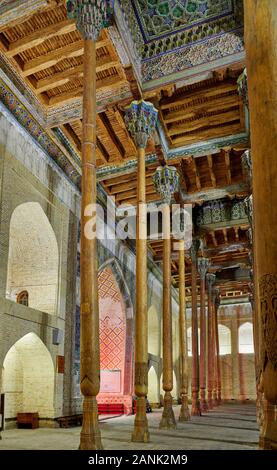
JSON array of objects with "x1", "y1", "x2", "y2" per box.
[
  {"x1": 191, "y1": 393, "x2": 201, "y2": 416},
  {"x1": 159, "y1": 392, "x2": 177, "y2": 429},
  {"x1": 132, "y1": 397, "x2": 150, "y2": 443},
  {"x1": 79, "y1": 397, "x2": 103, "y2": 450},
  {"x1": 259, "y1": 398, "x2": 277, "y2": 450},
  {"x1": 179, "y1": 394, "x2": 190, "y2": 422}
]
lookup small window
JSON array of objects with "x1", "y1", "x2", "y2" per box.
[
  {"x1": 17, "y1": 290, "x2": 29, "y2": 307},
  {"x1": 239, "y1": 322, "x2": 254, "y2": 353}
]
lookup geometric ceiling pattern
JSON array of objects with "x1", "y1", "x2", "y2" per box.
[{"x1": 133, "y1": 0, "x2": 234, "y2": 41}]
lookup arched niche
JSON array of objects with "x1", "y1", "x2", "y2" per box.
[
  {"x1": 238, "y1": 322, "x2": 254, "y2": 354},
  {"x1": 6, "y1": 202, "x2": 59, "y2": 314},
  {"x1": 218, "y1": 324, "x2": 232, "y2": 355},
  {"x1": 97, "y1": 258, "x2": 134, "y2": 414},
  {"x1": 148, "y1": 365, "x2": 159, "y2": 404},
  {"x1": 2, "y1": 333, "x2": 54, "y2": 427},
  {"x1": 148, "y1": 305, "x2": 160, "y2": 357}
]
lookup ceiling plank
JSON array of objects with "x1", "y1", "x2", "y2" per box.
[
  {"x1": 160, "y1": 81, "x2": 238, "y2": 110},
  {"x1": 163, "y1": 94, "x2": 239, "y2": 124},
  {"x1": 35, "y1": 56, "x2": 119, "y2": 93},
  {"x1": 6, "y1": 19, "x2": 76, "y2": 57},
  {"x1": 168, "y1": 110, "x2": 239, "y2": 136},
  {"x1": 171, "y1": 123, "x2": 242, "y2": 146},
  {"x1": 22, "y1": 38, "x2": 109, "y2": 77},
  {"x1": 47, "y1": 76, "x2": 126, "y2": 106}
]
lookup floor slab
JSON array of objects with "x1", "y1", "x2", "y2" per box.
[{"x1": 0, "y1": 403, "x2": 259, "y2": 450}]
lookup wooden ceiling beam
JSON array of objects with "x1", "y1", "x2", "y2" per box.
[
  {"x1": 160, "y1": 81, "x2": 238, "y2": 110},
  {"x1": 47, "y1": 75, "x2": 126, "y2": 106},
  {"x1": 22, "y1": 38, "x2": 109, "y2": 77},
  {"x1": 96, "y1": 138, "x2": 110, "y2": 164},
  {"x1": 97, "y1": 112, "x2": 125, "y2": 161},
  {"x1": 171, "y1": 123, "x2": 242, "y2": 146},
  {"x1": 108, "y1": 177, "x2": 153, "y2": 195},
  {"x1": 163, "y1": 94, "x2": 239, "y2": 123},
  {"x1": 190, "y1": 157, "x2": 201, "y2": 191},
  {"x1": 207, "y1": 154, "x2": 217, "y2": 187},
  {"x1": 168, "y1": 110, "x2": 239, "y2": 136},
  {"x1": 35, "y1": 56, "x2": 119, "y2": 93},
  {"x1": 60, "y1": 123, "x2": 81, "y2": 153},
  {"x1": 6, "y1": 19, "x2": 76, "y2": 57},
  {"x1": 224, "y1": 150, "x2": 232, "y2": 184}
]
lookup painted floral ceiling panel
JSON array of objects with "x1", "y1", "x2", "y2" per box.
[{"x1": 133, "y1": 0, "x2": 234, "y2": 41}]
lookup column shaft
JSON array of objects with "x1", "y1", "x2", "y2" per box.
[
  {"x1": 199, "y1": 275, "x2": 208, "y2": 411},
  {"x1": 132, "y1": 146, "x2": 149, "y2": 443},
  {"x1": 79, "y1": 39, "x2": 102, "y2": 450},
  {"x1": 160, "y1": 204, "x2": 176, "y2": 429},
  {"x1": 214, "y1": 298, "x2": 221, "y2": 405},
  {"x1": 178, "y1": 241, "x2": 190, "y2": 421},
  {"x1": 191, "y1": 252, "x2": 201, "y2": 416},
  {"x1": 244, "y1": 0, "x2": 277, "y2": 449}
]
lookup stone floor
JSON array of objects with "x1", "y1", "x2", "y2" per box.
[{"x1": 0, "y1": 403, "x2": 259, "y2": 450}]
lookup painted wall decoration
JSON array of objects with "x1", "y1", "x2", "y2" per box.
[{"x1": 98, "y1": 266, "x2": 126, "y2": 388}]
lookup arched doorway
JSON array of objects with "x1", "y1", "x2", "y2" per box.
[
  {"x1": 148, "y1": 305, "x2": 161, "y2": 406},
  {"x1": 148, "y1": 305, "x2": 160, "y2": 357},
  {"x1": 148, "y1": 365, "x2": 159, "y2": 404},
  {"x1": 1, "y1": 333, "x2": 54, "y2": 428},
  {"x1": 6, "y1": 202, "x2": 59, "y2": 314},
  {"x1": 97, "y1": 260, "x2": 133, "y2": 414}
]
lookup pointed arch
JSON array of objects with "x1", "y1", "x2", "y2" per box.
[
  {"x1": 2, "y1": 333, "x2": 54, "y2": 426},
  {"x1": 97, "y1": 258, "x2": 134, "y2": 414},
  {"x1": 6, "y1": 202, "x2": 59, "y2": 314},
  {"x1": 238, "y1": 322, "x2": 254, "y2": 353}
]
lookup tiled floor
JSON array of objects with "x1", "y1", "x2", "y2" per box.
[{"x1": 0, "y1": 403, "x2": 259, "y2": 450}]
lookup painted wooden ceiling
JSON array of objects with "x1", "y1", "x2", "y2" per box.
[{"x1": 0, "y1": 0, "x2": 251, "y2": 299}]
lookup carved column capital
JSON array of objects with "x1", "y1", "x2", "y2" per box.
[
  {"x1": 66, "y1": 0, "x2": 113, "y2": 41},
  {"x1": 125, "y1": 100, "x2": 158, "y2": 149},
  {"x1": 213, "y1": 287, "x2": 221, "y2": 309},
  {"x1": 190, "y1": 238, "x2": 200, "y2": 264},
  {"x1": 198, "y1": 257, "x2": 210, "y2": 280},
  {"x1": 206, "y1": 273, "x2": 216, "y2": 295}
]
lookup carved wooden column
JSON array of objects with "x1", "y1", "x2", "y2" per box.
[
  {"x1": 66, "y1": 0, "x2": 114, "y2": 450},
  {"x1": 214, "y1": 288, "x2": 221, "y2": 405},
  {"x1": 125, "y1": 101, "x2": 158, "y2": 442},
  {"x1": 244, "y1": 0, "x2": 277, "y2": 449},
  {"x1": 190, "y1": 238, "x2": 201, "y2": 416},
  {"x1": 153, "y1": 165, "x2": 179, "y2": 429},
  {"x1": 178, "y1": 240, "x2": 190, "y2": 421},
  {"x1": 206, "y1": 273, "x2": 216, "y2": 409},
  {"x1": 198, "y1": 257, "x2": 210, "y2": 412}
]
